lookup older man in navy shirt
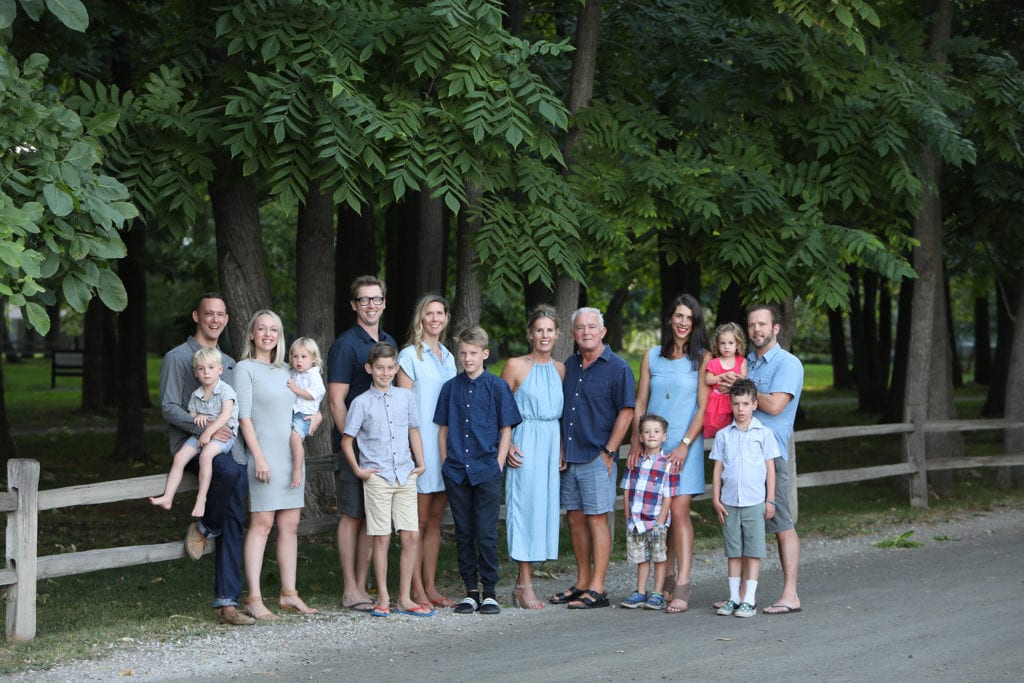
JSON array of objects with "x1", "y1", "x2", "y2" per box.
[{"x1": 550, "y1": 307, "x2": 635, "y2": 609}]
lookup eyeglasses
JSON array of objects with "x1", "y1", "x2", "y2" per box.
[{"x1": 355, "y1": 296, "x2": 384, "y2": 307}]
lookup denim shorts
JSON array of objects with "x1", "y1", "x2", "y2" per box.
[
  {"x1": 291, "y1": 412, "x2": 312, "y2": 440},
  {"x1": 185, "y1": 435, "x2": 236, "y2": 455},
  {"x1": 560, "y1": 456, "x2": 616, "y2": 515}
]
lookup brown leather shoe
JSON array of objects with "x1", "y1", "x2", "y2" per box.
[
  {"x1": 184, "y1": 522, "x2": 207, "y2": 560},
  {"x1": 218, "y1": 607, "x2": 256, "y2": 625}
]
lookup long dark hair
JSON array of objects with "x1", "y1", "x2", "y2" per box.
[{"x1": 659, "y1": 293, "x2": 709, "y2": 370}]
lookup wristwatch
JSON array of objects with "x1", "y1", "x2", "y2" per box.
[
  {"x1": 603, "y1": 446, "x2": 615, "y2": 458},
  {"x1": 682, "y1": 436, "x2": 692, "y2": 446}
]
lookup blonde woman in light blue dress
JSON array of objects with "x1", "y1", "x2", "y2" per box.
[
  {"x1": 397, "y1": 295, "x2": 457, "y2": 608},
  {"x1": 501, "y1": 305, "x2": 565, "y2": 610}
]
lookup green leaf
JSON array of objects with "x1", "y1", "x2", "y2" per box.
[
  {"x1": 24, "y1": 302, "x2": 50, "y2": 334},
  {"x1": 64, "y1": 140, "x2": 100, "y2": 169},
  {"x1": 44, "y1": 0, "x2": 88, "y2": 32},
  {"x1": 86, "y1": 111, "x2": 120, "y2": 136},
  {"x1": 20, "y1": 0, "x2": 45, "y2": 21},
  {"x1": 0, "y1": 0, "x2": 15, "y2": 29},
  {"x1": 43, "y1": 184, "x2": 74, "y2": 217},
  {"x1": 62, "y1": 273, "x2": 91, "y2": 311},
  {"x1": 0, "y1": 238, "x2": 23, "y2": 268},
  {"x1": 96, "y1": 267, "x2": 127, "y2": 312}
]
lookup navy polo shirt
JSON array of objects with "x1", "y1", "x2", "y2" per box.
[
  {"x1": 433, "y1": 369, "x2": 522, "y2": 485},
  {"x1": 561, "y1": 344, "x2": 636, "y2": 464},
  {"x1": 327, "y1": 324, "x2": 397, "y2": 450}
]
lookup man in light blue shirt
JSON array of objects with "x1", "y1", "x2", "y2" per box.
[{"x1": 745, "y1": 304, "x2": 804, "y2": 616}]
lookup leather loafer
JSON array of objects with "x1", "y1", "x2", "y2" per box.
[
  {"x1": 184, "y1": 522, "x2": 208, "y2": 560},
  {"x1": 218, "y1": 608, "x2": 256, "y2": 626}
]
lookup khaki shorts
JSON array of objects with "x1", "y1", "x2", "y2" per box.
[
  {"x1": 626, "y1": 525, "x2": 668, "y2": 564},
  {"x1": 363, "y1": 473, "x2": 419, "y2": 536}
]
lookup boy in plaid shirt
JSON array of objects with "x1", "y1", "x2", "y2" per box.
[{"x1": 619, "y1": 414, "x2": 674, "y2": 610}]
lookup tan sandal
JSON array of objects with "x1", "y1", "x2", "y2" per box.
[
  {"x1": 278, "y1": 590, "x2": 319, "y2": 614},
  {"x1": 244, "y1": 595, "x2": 278, "y2": 620},
  {"x1": 511, "y1": 584, "x2": 544, "y2": 610},
  {"x1": 666, "y1": 582, "x2": 691, "y2": 614}
]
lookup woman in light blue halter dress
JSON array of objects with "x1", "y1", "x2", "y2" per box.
[
  {"x1": 501, "y1": 306, "x2": 565, "y2": 610},
  {"x1": 629, "y1": 294, "x2": 710, "y2": 614}
]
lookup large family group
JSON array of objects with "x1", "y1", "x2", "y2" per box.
[{"x1": 152, "y1": 277, "x2": 803, "y2": 626}]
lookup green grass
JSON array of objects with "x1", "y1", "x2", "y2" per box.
[{"x1": 2, "y1": 355, "x2": 1023, "y2": 672}]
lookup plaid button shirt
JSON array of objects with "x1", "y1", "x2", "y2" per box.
[{"x1": 620, "y1": 452, "x2": 674, "y2": 533}]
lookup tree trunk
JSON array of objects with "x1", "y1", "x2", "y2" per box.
[
  {"x1": 657, "y1": 231, "x2": 701, "y2": 312},
  {"x1": 111, "y1": 221, "x2": 149, "y2": 463},
  {"x1": 415, "y1": 192, "x2": 447, "y2": 301},
  {"x1": 981, "y1": 277, "x2": 1013, "y2": 416},
  {"x1": 827, "y1": 308, "x2": 852, "y2": 389},
  {"x1": 973, "y1": 295, "x2": 991, "y2": 385},
  {"x1": 904, "y1": 0, "x2": 959, "y2": 500},
  {"x1": 81, "y1": 299, "x2": 116, "y2": 412},
  {"x1": 296, "y1": 180, "x2": 336, "y2": 518},
  {"x1": 604, "y1": 287, "x2": 628, "y2": 352},
  {"x1": 503, "y1": 0, "x2": 523, "y2": 34},
  {"x1": 553, "y1": 0, "x2": 601, "y2": 361},
  {"x1": 879, "y1": 281, "x2": 893, "y2": 394},
  {"x1": 883, "y1": 278, "x2": 913, "y2": 423},
  {"x1": 0, "y1": 331, "x2": 15, "y2": 468},
  {"x1": 452, "y1": 181, "x2": 483, "y2": 338},
  {"x1": 945, "y1": 274, "x2": 963, "y2": 388},
  {"x1": 384, "y1": 197, "x2": 420, "y2": 344},
  {"x1": 335, "y1": 203, "x2": 377, "y2": 337},
  {"x1": 715, "y1": 281, "x2": 745, "y2": 328},
  {"x1": 209, "y1": 153, "x2": 272, "y2": 357},
  {"x1": 995, "y1": 267, "x2": 1024, "y2": 488}
]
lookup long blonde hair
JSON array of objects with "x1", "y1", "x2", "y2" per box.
[
  {"x1": 405, "y1": 294, "x2": 450, "y2": 361},
  {"x1": 242, "y1": 309, "x2": 286, "y2": 367}
]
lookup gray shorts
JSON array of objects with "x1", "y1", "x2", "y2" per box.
[
  {"x1": 722, "y1": 502, "x2": 767, "y2": 559},
  {"x1": 765, "y1": 457, "x2": 794, "y2": 534},
  {"x1": 336, "y1": 453, "x2": 365, "y2": 519},
  {"x1": 560, "y1": 456, "x2": 616, "y2": 515},
  {"x1": 626, "y1": 525, "x2": 668, "y2": 564}
]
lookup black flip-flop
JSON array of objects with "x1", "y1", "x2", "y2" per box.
[{"x1": 762, "y1": 604, "x2": 802, "y2": 615}]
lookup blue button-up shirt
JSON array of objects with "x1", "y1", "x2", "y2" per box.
[
  {"x1": 343, "y1": 385, "x2": 420, "y2": 485},
  {"x1": 561, "y1": 344, "x2": 636, "y2": 464},
  {"x1": 746, "y1": 344, "x2": 803, "y2": 460},
  {"x1": 434, "y1": 370, "x2": 522, "y2": 485},
  {"x1": 709, "y1": 417, "x2": 780, "y2": 507}
]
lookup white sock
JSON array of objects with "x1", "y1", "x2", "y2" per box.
[
  {"x1": 743, "y1": 580, "x2": 758, "y2": 605},
  {"x1": 728, "y1": 576, "x2": 741, "y2": 603}
]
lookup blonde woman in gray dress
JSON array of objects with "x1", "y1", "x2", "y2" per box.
[{"x1": 236, "y1": 310, "x2": 320, "y2": 619}]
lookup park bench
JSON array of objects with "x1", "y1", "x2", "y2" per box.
[{"x1": 50, "y1": 350, "x2": 84, "y2": 388}]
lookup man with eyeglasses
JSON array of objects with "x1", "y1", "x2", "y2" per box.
[{"x1": 327, "y1": 275, "x2": 397, "y2": 612}]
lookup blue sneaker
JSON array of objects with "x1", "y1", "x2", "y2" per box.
[
  {"x1": 716, "y1": 599, "x2": 739, "y2": 616},
  {"x1": 644, "y1": 592, "x2": 666, "y2": 610},
  {"x1": 620, "y1": 591, "x2": 647, "y2": 609},
  {"x1": 734, "y1": 602, "x2": 756, "y2": 618}
]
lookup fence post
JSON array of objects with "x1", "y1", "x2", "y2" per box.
[
  {"x1": 787, "y1": 438, "x2": 798, "y2": 527},
  {"x1": 904, "y1": 408, "x2": 928, "y2": 508},
  {"x1": 6, "y1": 458, "x2": 40, "y2": 642}
]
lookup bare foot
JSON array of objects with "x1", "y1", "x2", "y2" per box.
[
  {"x1": 191, "y1": 499, "x2": 206, "y2": 518},
  {"x1": 278, "y1": 592, "x2": 319, "y2": 614},
  {"x1": 425, "y1": 590, "x2": 455, "y2": 608},
  {"x1": 149, "y1": 495, "x2": 172, "y2": 510}
]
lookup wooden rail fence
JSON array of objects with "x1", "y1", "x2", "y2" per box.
[{"x1": 4, "y1": 416, "x2": 1023, "y2": 641}]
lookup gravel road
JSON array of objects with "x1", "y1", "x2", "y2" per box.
[{"x1": 8, "y1": 505, "x2": 1023, "y2": 682}]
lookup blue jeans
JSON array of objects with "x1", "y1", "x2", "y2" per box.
[
  {"x1": 444, "y1": 471, "x2": 502, "y2": 594},
  {"x1": 186, "y1": 454, "x2": 247, "y2": 608}
]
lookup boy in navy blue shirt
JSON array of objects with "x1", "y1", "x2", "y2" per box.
[{"x1": 434, "y1": 327, "x2": 521, "y2": 614}]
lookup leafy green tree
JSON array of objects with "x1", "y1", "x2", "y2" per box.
[{"x1": 1, "y1": 1, "x2": 138, "y2": 464}]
